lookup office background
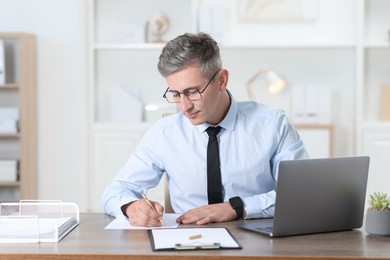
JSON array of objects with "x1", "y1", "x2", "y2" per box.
[{"x1": 0, "y1": 0, "x2": 389, "y2": 213}]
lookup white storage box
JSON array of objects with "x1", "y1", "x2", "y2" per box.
[
  {"x1": 0, "y1": 120, "x2": 18, "y2": 133},
  {"x1": 0, "y1": 108, "x2": 19, "y2": 133},
  {"x1": 0, "y1": 160, "x2": 17, "y2": 182}
]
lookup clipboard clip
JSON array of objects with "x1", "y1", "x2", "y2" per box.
[{"x1": 175, "y1": 242, "x2": 221, "y2": 250}]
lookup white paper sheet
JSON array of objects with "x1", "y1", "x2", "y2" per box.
[
  {"x1": 104, "y1": 213, "x2": 181, "y2": 230},
  {"x1": 150, "y1": 228, "x2": 240, "y2": 250}
]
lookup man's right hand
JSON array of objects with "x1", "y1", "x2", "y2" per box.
[{"x1": 121, "y1": 199, "x2": 164, "y2": 227}]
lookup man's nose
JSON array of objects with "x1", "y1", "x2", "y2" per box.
[{"x1": 179, "y1": 95, "x2": 193, "y2": 111}]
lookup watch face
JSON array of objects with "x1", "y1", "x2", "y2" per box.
[{"x1": 231, "y1": 197, "x2": 243, "y2": 208}]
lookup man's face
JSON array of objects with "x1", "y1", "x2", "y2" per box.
[{"x1": 165, "y1": 67, "x2": 224, "y2": 125}]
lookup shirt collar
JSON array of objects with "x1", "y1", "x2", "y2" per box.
[{"x1": 196, "y1": 90, "x2": 238, "y2": 134}]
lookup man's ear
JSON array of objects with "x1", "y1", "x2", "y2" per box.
[{"x1": 218, "y1": 69, "x2": 229, "y2": 90}]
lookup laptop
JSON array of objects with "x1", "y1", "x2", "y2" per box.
[{"x1": 237, "y1": 156, "x2": 370, "y2": 237}]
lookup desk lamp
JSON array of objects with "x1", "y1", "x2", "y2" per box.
[{"x1": 246, "y1": 69, "x2": 286, "y2": 99}]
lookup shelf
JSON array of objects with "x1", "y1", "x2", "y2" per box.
[
  {"x1": 0, "y1": 33, "x2": 36, "y2": 201},
  {"x1": 221, "y1": 43, "x2": 357, "y2": 50},
  {"x1": 0, "y1": 182, "x2": 20, "y2": 187},
  {"x1": 94, "y1": 43, "x2": 164, "y2": 50},
  {"x1": 0, "y1": 133, "x2": 19, "y2": 138},
  {"x1": 93, "y1": 43, "x2": 358, "y2": 51},
  {"x1": 294, "y1": 124, "x2": 333, "y2": 129},
  {"x1": 364, "y1": 42, "x2": 390, "y2": 48},
  {"x1": 93, "y1": 121, "x2": 153, "y2": 131},
  {"x1": 361, "y1": 121, "x2": 390, "y2": 129},
  {"x1": 0, "y1": 84, "x2": 19, "y2": 89}
]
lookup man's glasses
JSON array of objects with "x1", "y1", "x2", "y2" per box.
[{"x1": 163, "y1": 70, "x2": 220, "y2": 103}]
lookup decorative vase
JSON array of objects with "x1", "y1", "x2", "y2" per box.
[{"x1": 366, "y1": 209, "x2": 390, "y2": 236}]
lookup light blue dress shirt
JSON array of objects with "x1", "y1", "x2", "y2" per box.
[{"x1": 102, "y1": 95, "x2": 308, "y2": 220}]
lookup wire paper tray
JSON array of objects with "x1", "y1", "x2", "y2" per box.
[{"x1": 0, "y1": 200, "x2": 79, "y2": 243}]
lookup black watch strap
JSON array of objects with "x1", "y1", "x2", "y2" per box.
[
  {"x1": 234, "y1": 206, "x2": 244, "y2": 220},
  {"x1": 229, "y1": 196, "x2": 244, "y2": 220}
]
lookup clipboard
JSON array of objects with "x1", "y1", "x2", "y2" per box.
[{"x1": 148, "y1": 227, "x2": 242, "y2": 251}]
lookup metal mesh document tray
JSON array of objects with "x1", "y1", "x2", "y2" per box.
[{"x1": 0, "y1": 200, "x2": 79, "y2": 243}]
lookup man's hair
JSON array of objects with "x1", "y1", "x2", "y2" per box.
[{"x1": 157, "y1": 32, "x2": 222, "y2": 79}]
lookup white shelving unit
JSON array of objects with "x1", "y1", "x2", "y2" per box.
[
  {"x1": 0, "y1": 33, "x2": 36, "y2": 202},
  {"x1": 356, "y1": 0, "x2": 390, "y2": 202},
  {"x1": 87, "y1": 0, "x2": 390, "y2": 212}
]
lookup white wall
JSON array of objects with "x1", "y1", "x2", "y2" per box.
[{"x1": 0, "y1": 0, "x2": 88, "y2": 210}]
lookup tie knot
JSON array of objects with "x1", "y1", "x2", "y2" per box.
[{"x1": 206, "y1": 126, "x2": 222, "y2": 137}]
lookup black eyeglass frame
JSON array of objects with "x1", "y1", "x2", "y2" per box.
[{"x1": 162, "y1": 70, "x2": 220, "y2": 103}]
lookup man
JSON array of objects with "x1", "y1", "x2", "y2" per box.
[{"x1": 102, "y1": 32, "x2": 308, "y2": 227}]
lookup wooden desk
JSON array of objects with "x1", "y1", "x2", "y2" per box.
[{"x1": 0, "y1": 213, "x2": 389, "y2": 259}]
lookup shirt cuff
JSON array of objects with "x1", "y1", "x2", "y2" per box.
[{"x1": 243, "y1": 190, "x2": 276, "y2": 219}]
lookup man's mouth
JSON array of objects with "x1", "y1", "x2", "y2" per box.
[{"x1": 185, "y1": 111, "x2": 199, "y2": 119}]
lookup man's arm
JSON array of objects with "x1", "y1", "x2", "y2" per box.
[{"x1": 101, "y1": 123, "x2": 166, "y2": 223}]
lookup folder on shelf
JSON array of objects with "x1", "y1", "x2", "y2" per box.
[
  {"x1": 0, "y1": 200, "x2": 79, "y2": 243},
  {"x1": 0, "y1": 39, "x2": 5, "y2": 85},
  {"x1": 148, "y1": 227, "x2": 242, "y2": 251}
]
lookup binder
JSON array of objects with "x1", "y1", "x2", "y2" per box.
[
  {"x1": 148, "y1": 227, "x2": 242, "y2": 251},
  {"x1": 0, "y1": 200, "x2": 79, "y2": 243}
]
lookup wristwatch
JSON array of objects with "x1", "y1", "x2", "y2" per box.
[{"x1": 229, "y1": 196, "x2": 244, "y2": 220}]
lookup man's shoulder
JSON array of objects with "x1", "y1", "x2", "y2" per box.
[
  {"x1": 141, "y1": 113, "x2": 185, "y2": 144},
  {"x1": 151, "y1": 112, "x2": 184, "y2": 131},
  {"x1": 236, "y1": 100, "x2": 283, "y2": 118}
]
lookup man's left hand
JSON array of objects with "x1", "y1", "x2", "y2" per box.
[{"x1": 176, "y1": 202, "x2": 244, "y2": 225}]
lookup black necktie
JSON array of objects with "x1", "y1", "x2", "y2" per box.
[{"x1": 206, "y1": 126, "x2": 223, "y2": 204}]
